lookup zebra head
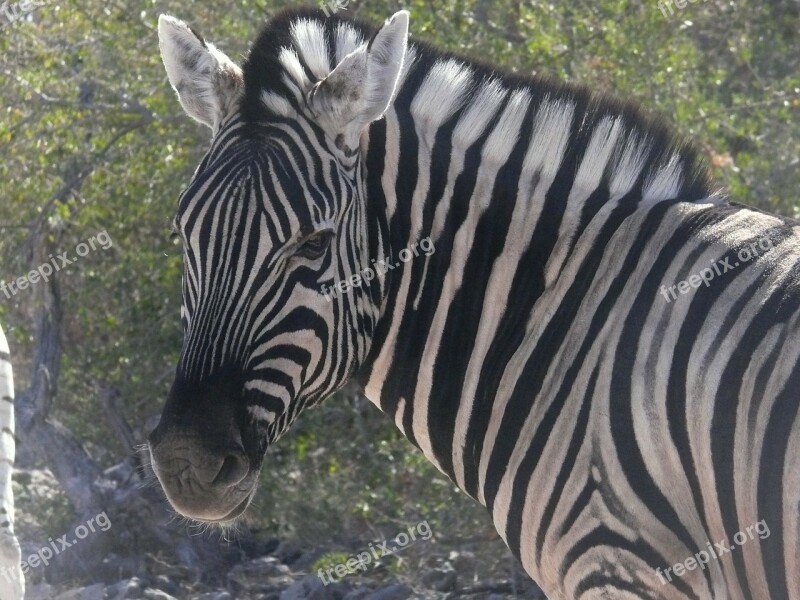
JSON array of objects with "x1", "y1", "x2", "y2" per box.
[{"x1": 148, "y1": 10, "x2": 409, "y2": 522}]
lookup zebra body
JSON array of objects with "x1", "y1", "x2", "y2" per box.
[
  {"x1": 152, "y1": 8, "x2": 800, "y2": 599},
  {"x1": 0, "y1": 326, "x2": 23, "y2": 600}
]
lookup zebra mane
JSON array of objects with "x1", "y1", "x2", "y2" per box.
[{"x1": 241, "y1": 7, "x2": 713, "y2": 203}]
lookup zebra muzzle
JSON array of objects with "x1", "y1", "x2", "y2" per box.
[{"x1": 148, "y1": 429, "x2": 257, "y2": 522}]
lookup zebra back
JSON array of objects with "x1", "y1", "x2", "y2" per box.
[{"x1": 0, "y1": 325, "x2": 23, "y2": 600}]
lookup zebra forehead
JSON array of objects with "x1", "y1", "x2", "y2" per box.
[
  {"x1": 242, "y1": 9, "x2": 366, "y2": 117},
  {"x1": 290, "y1": 19, "x2": 331, "y2": 80},
  {"x1": 285, "y1": 19, "x2": 367, "y2": 85}
]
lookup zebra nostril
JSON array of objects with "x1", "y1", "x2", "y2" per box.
[{"x1": 210, "y1": 451, "x2": 249, "y2": 487}]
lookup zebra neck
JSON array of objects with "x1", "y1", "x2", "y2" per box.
[{"x1": 355, "y1": 49, "x2": 712, "y2": 494}]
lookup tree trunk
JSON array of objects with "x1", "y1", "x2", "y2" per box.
[{"x1": 13, "y1": 230, "x2": 240, "y2": 586}]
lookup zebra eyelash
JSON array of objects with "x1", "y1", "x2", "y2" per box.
[
  {"x1": 293, "y1": 228, "x2": 336, "y2": 260},
  {"x1": 169, "y1": 218, "x2": 182, "y2": 243}
]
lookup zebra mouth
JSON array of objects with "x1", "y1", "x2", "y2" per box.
[
  {"x1": 202, "y1": 490, "x2": 254, "y2": 523},
  {"x1": 156, "y1": 475, "x2": 258, "y2": 523},
  {"x1": 147, "y1": 429, "x2": 260, "y2": 523}
]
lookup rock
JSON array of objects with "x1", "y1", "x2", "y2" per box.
[
  {"x1": 290, "y1": 548, "x2": 328, "y2": 571},
  {"x1": 152, "y1": 574, "x2": 180, "y2": 596},
  {"x1": 241, "y1": 556, "x2": 290, "y2": 578},
  {"x1": 363, "y1": 585, "x2": 412, "y2": 600},
  {"x1": 279, "y1": 574, "x2": 346, "y2": 600},
  {"x1": 24, "y1": 583, "x2": 56, "y2": 600},
  {"x1": 421, "y1": 569, "x2": 457, "y2": 592},
  {"x1": 143, "y1": 589, "x2": 179, "y2": 600},
  {"x1": 239, "y1": 534, "x2": 281, "y2": 559},
  {"x1": 194, "y1": 593, "x2": 232, "y2": 600},
  {"x1": 342, "y1": 589, "x2": 373, "y2": 600},
  {"x1": 227, "y1": 556, "x2": 293, "y2": 595},
  {"x1": 106, "y1": 577, "x2": 145, "y2": 599},
  {"x1": 81, "y1": 585, "x2": 107, "y2": 600},
  {"x1": 279, "y1": 574, "x2": 324, "y2": 600},
  {"x1": 53, "y1": 590, "x2": 83, "y2": 600},
  {"x1": 54, "y1": 584, "x2": 105, "y2": 600},
  {"x1": 94, "y1": 553, "x2": 145, "y2": 583},
  {"x1": 274, "y1": 541, "x2": 303, "y2": 566}
]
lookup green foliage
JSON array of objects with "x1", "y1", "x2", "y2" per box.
[
  {"x1": 250, "y1": 393, "x2": 489, "y2": 545},
  {"x1": 0, "y1": 0, "x2": 797, "y2": 564},
  {"x1": 311, "y1": 552, "x2": 354, "y2": 577},
  {"x1": 12, "y1": 470, "x2": 74, "y2": 541}
]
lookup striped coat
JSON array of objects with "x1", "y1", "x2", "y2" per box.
[
  {"x1": 0, "y1": 326, "x2": 23, "y2": 600},
  {"x1": 152, "y1": 8, "x2": 800, "y2": 599}
]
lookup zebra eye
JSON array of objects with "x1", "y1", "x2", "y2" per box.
[{"x1": 297, "y1": 230, "x2": 334, "y2": 260}]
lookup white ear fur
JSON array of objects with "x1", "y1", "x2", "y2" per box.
[
  {"x1": 158, "y1": 15, "x2": 243, "y2": 131},
  {"x1": 309, "y1": 10, "x2": 409, "y2": 146}
]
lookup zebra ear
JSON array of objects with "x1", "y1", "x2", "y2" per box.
[
  {"x1": 310, "y1": 10, "x2": 409, "y2": 145},
  {"x1": 158, "y1": 15, "x2": 243, "y2": 131}
]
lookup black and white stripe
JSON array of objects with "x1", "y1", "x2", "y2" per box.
[
  {"x1": 172, "y1": 112, "x2": 379, "y2": 436},
  {"x1": 0, "y1": 326, "x2": 23, "y2": 600},
  {"x1": 156, "y1": 8, "x2": 800, "y2": 598}
]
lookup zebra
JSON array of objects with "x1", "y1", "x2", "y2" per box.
[
  {"x1": 0, "y1": 326, "x2": 23, "y2": 600},
  {"x1": 149, "y1": 7, "x2": 800, "y2": 599}
]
